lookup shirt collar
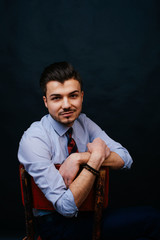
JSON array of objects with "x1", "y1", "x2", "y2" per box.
[{"x1": 48, "y1": 114, "x2": 71, "y2": 136}]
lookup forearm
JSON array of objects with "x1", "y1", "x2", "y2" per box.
[
  {"x1": 69, "y1": 151, "x2": 104, "y2": 207},
  {"x1": 77, "y1": 147, "x2": 125, "y2": 170},
  {"x1": 60, "y1": 139, "x2": 123, "y2": 209},
  {"x1": 102, "y1": 151, "x2": 125, "y2": 169}
]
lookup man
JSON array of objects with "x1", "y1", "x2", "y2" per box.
[{"x1": 18, "y1": 62, "x2": 160, "y2": 240}]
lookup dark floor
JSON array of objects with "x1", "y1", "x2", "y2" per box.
[{"x1": 0, "y1": 222, "x2": 25, "y2": 240}]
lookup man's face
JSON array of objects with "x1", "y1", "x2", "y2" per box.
[{"x1": 43, "y1": 79, "x2": 84, "y2": 127}]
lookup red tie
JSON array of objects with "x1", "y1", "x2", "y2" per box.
[{"x1": 66, "y1": 128, "x2": 78, "y2": 155}]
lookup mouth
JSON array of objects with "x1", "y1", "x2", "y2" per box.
[{"x1": 59, "y1": 111, "x2": 75, "y2": 117}]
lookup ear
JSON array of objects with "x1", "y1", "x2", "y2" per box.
[
  {"x1": 43, "y1": 96, "x2": 48, "y2": 108},
  {"x1": 81, "y1": 91, "x2": 84, "y2": 102}
]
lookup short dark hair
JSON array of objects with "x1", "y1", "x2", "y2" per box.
[{"x1": 40, "y1": 62, "x2": 83, "y2": 96}]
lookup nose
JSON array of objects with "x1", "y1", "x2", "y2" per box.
[{"x1": 62, "y1": 97, "x2": 71, "y2": 109}]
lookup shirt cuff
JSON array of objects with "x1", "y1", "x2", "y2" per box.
[
  {"x1": 54, "y1": 189, "x2": 78, "y2": 217},
  {"x1": 113, "y1": 148, "x2": 133, "y2": 169}
]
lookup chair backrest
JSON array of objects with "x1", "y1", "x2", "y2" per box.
[
  {"x1": 19, "y1": 165, "x2": 35, "y2": 240},
  {"x1": 19, "y1": 164, "x2": 109, "y2": 240},
  {"x1": 92, "y1": 168, "x2": 107, "y2": 240}
]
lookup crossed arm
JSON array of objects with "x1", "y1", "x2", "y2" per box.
[{"x1": 59, "y1": 138, "x2": 124, "y2": 207}]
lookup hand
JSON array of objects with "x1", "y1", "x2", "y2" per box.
[
  {"x1": 87, "y1": 138, "x2": 110, "y2": 166},
  {"x1": 59, "y1": 153, "x2": 80, "y2": 188}
]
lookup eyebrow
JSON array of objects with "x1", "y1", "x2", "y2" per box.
[{"x1": 49, "y1": 90, "x2": 80, "y2": 98}]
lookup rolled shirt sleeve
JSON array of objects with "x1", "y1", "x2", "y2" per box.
[
  {"x1": 83, "y1": 115, "x2": 133, "y2": 169},
  {"x1": 18, "y1": 120, "x2": 78, "y2": 217},
  {"x1": 54, "y1": 189, "x2": 78, "y2": 217}
]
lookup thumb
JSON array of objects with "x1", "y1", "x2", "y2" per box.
[{"x1": 87, "y1": 142, "x2": 91, "y2": 151}]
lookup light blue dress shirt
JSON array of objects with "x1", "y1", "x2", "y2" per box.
[{"x1": 18, "y1": 113, "x2": 133, "y2": 217}]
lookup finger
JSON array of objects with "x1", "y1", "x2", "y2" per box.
[
  {"x1": 87, "y1": 143, "x2": 91, "y2": 152},
  {"x1": 87, "y1": 142, "x2": 91, "y2": 148},
  {"x1": 66, "y1": 179, "x2": 72, "y2": 188},
  {"x1": 65, "y1": 179, "x2": 69, "y2": 188},
  {"x1": 106, "y1": 147, "x2": 110, "y2": 158}
]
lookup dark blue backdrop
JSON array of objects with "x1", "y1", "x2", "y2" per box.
[{"x1": 0, "y1": 0, "x2": 160, "y2": 238}]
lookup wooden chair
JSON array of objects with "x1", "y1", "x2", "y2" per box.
[{"x1": 19, "y1": 165, "x2": 109, "y2": 240}]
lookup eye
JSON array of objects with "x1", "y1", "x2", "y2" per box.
[
  {"x1": 70, "y1": 94, "x2": 78, "y2": 98},
  {"x1": 51, "y1": 96, "x2": 61, "y2": 101}
]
